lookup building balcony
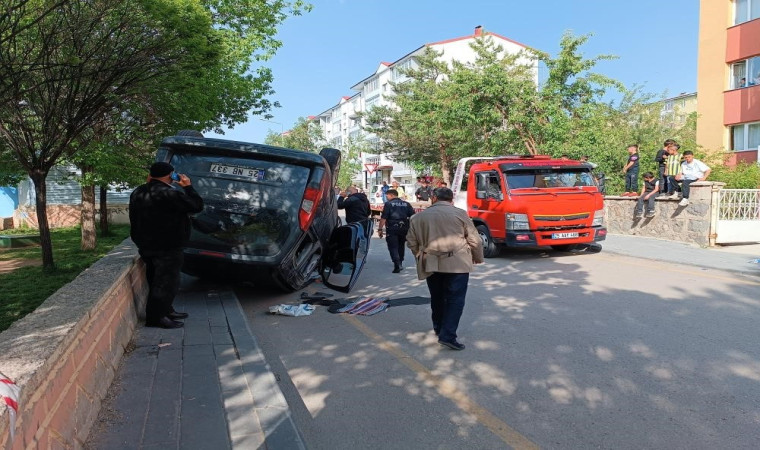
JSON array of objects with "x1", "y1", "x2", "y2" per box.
[{"x1": 724, "y1": 84, "x2": 760, "y2": 125}]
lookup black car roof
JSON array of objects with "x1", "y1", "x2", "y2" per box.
[{"x1": 160, "y1": 136, "x2": 326, "y2": 166}]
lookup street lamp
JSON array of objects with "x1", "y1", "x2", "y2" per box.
[{"x1": 259, "y1": 118, "x2": 284, "y2": 145}]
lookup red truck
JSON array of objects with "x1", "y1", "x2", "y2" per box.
[{"x1": 451, "y1": 155, "x2": 606, "y2": 257}]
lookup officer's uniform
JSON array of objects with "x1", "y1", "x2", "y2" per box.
[{"x1": 380, "y1": 197, "x2": 416, "y2": 270}]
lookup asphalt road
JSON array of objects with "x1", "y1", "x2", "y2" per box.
[{"x1": 234, "y1": 237, "x2": 760, "y2": 450}]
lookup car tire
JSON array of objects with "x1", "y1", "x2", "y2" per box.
[
  {"x1": 551, "y1": 244, "x2": 580, "y2": 252},
  {"x1": 320, "y1": 147, "x2": 341, "y2": 187},
  {"x1": 176, "y1": 129, "x2": 204, "y2": 138},
  {"x1": 476, "y1": 224, "x2": 500, "y2": 258}
]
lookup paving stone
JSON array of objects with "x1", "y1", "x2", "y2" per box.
[
  {"x1": 224, "y1": 403, "x2": 263, "y2": 440},
  {"x1": 142, "y1": 348, "x2": 182, "y2": 445},
  {"x1": 230, "y1": 433, "x2": 266, "y2": 450},
  {"x1": 254, "y1": 407, "x2": 306, "y2": 450}
]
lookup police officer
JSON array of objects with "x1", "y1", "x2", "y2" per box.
[{"x1": 378, "y1": 189, "x2": 416, "y2": 273}]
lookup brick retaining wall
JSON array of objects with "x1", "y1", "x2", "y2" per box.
[{"x1": 0, "y1": 240, "x2": 146, "y2": 449}]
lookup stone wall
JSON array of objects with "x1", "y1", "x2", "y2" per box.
[
  {"x1": 0, "y1": 240, "x2": 146, "y2": 449},
  {"x1": 12, "y1": 205, "x2": 130, "y2": 229},
  {"x1": 605, "y1": 182, "x2": 724, "y2": 247}
]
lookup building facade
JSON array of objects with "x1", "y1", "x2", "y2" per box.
[
  {"x1": 310, "y1": 26, "x2": 536, "y2": 195},
  {"x1": 697, "y1": 0, "x2": 760, "y2": 163},
  {"x1": 660, "y1": 92, "x2": 697, "y2": 128}
]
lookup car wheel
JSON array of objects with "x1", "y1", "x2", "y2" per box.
[
  {"x1": 319, "y1": 147, "x2": 341, "y2": 187},
  {"x1": 176, "y1": 129, "x2": 204, "y2": 138},
  {"x1": 476, "y1": 224, "x2": 500, "y2": 258},
  {"x1": 551, "y1": 244, "x2": 580, "y2": 252}
]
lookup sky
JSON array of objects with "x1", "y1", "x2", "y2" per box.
[{"x1": 211, "y1": 0, "x2": 699, "y2": 143}]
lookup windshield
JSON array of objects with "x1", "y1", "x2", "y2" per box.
[
  {"x1": 506, "y1": 169, "x2": 595, "y2": 189},
  {"x1": 170, "y1": 153, "x2": 309, "y2": 257}
]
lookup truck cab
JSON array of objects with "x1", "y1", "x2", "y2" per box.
[{"x1": 452, "y1": 155, "x2": 606, "y2": 257}]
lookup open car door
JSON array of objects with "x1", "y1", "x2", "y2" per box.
[{"x1": 320, "y1": 219, "x2": 374, "y2": 292}]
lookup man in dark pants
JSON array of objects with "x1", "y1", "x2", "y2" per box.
[
  {"x1": 655, "y1": 139, "x2": 675, "y2": 194},
  {"x1": 129, "y1": 162, "x2": 204, "y2": 329},
  {"x1": 406, "y1": 188, "x2": 484, "y2": 350},
  {"x1": 337, "y1": 185, "x2": 371, "y2": 223},
  {"x1": 377, "y1": 189, "x2": 415, "y2": 273}
]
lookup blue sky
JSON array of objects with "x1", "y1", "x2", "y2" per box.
[{"x1": 212, "y1": 0, "x2": 699, "y2": 142}]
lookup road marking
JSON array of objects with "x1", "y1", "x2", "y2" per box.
[
  {"x1": 594, "y1": 254, "x2": 760, "y2": 285},
  {"x1": 343, "y1": 314, "x2": 539, "y2": 450}
]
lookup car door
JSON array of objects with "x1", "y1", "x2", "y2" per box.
[{"x1": 320, "y1": 218, "x2": 374, "y2": 292}]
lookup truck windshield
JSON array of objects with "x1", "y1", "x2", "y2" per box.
[{"x1": 506, "y1": 169, "x2": 595, "y2": 189}]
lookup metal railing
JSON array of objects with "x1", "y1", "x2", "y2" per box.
[{"x1": 717, "y1": 189, "x2": 760, "y2": 220}]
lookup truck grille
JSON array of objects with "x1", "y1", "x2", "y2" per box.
[
  {"x1": 533, "y1": 213, "x2": 589, "y2": 221},
  {"x1": 536, "y1": 224, "x2": 587, "y2": 231}
]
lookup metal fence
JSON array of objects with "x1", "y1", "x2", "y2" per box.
[{"x1": 717, "y1": 189, "x2": 760, "y2": 220}]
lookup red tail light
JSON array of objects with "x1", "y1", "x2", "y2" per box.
[
  {"x1": 299, "y1": 186, "x2": 322, "y2": 231},
  {"x1": 299, "y1": 167, "x2": 327, "y2": 231}
]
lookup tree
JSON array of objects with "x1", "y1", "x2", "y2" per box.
[
  {"x1": 364, "y1": 47, "x2": 476, "y2": 185},
  {"x1": 264, "y1": 117, "x2": 324, "y2": 151},
  {"x1": 0, "y1": 0, "x2": 216, "y2": 269}
]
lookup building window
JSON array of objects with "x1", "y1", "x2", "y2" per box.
[
  {"x1": 734, "y1": 0, "x2": 760, "y2": 25},
  {"x1": 365, "y1": 94, "x2": 380, "y2": 111},
  {"x1": 731, "y1": 121, "x2": 760, "y2": 151},
  {"x1": 365, "y1": 77, "x2": 378, "y2": 93},
  {"x1": 392, "y1": 58, "x2": 415, "y2": 81},
  {"x1": 731, "y1": 56, "x2": 760, "y2": 89}
]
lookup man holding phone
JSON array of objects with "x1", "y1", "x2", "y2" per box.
[{"x1": 129, "y1": 162, "x2": 204, "y2": 328}]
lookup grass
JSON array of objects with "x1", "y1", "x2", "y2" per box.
[{"x1": 0, "y1": 224, "x2": 131, "y2": 332}]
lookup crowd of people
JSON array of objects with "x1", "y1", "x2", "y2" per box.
[{"x1": 623, "y1": 139, "x2": 711, "y2": 218}]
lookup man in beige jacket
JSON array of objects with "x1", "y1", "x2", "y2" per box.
[{"x1": 407, "y1": 187, "x2": 484, "y2": 350}]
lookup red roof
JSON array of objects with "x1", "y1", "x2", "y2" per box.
[{"x1": 427, "y1": 31, "x2": 530, "y2": 50}]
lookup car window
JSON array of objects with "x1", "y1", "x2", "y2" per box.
[
  {"x1": 171, "y1": 153, "x2": 310, "y2": 257},
  {"x1": 506, "y1": 169, "x2": 595, "y2": 189}
]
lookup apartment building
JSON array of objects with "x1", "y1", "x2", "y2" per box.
[
  {"x1": 660, "y1": 92, "x2": 697, "y2": 128},
  {"x1": 697, "y1": 0, "x2": 760, "y2": 163},
  {"x1": 311, "y1": 26, "x2": 537, "y2": 191}
]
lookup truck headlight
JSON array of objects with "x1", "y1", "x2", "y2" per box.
[
  {"x1": 592, "y1": 209, "x2": 605, "y2": 227},
  {"x1": 506, "y1": 213, "x2": 530, "y2": 231}
]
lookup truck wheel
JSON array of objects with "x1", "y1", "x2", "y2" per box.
[
  {"x1": 476, "y1": 224, "x2": 500, "y2": 258},
  {"x1": 551, "y1": 244, "x2": 580, "y2": 252},
  {"x1": 319, "y1": 148, "x2": 342, "y2": 187}
]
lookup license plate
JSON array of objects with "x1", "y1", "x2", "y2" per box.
[
  {"x1": 209, "y1": 163, "x2": 265, "y2": 180},
  {"x1": 552, "y1": 232, "x2": 579, "y2": 239}
]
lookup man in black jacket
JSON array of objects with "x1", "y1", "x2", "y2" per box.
[
  {"x1": 378, "y1": 189, "x2": 415, "y2": 273},
  {"x1": 129, "y1": 162, "x2": 204, "y2": 328},
  {"x1": 337, "y1": 185, "x2": 371, "y2": 223}
]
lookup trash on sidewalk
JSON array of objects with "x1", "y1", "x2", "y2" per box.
[
  {"x1": 157, "y1": 343, "x2": 172, "y2": 348},
  {"x1": 749, "y1": 258, "x2": 760, "y2": 264},
  {"x1": 1, "y1": 371, "x2": 20, "y2": 443},
  {"x1": 268, "y1": 304, "x2": 315, "y2": 317},
  {"x1": 334, "y1": 297, "x2": 389, "y2": 316}
]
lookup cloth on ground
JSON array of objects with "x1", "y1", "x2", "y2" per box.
[
  {"x1": 334, "y1": 296, "x2": 389, "y2": 315},
  {"x1": 268, "y1": 304, "x2": 315, "y2": 316}
]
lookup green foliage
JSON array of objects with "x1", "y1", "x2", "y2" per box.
[
  {"x1": 0, "y1": 224, "x2": 130, "y2": 332},
  {"x1": 336, "y1": 137, "x2": 366, "y2": 189},
  {"x1": 264, "y1": 117, "x2": 324, "y2": 151},
  {"x1": 710, "y1": 162, "x2": 760, "y2": 189}
]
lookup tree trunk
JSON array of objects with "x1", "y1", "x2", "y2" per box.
[
  {"x1": 439, "y1": 143, "x2": 451, "y2": 185},
  {"x1": 80, "y1": 166, "x2": 97, "y2": 250},
  {"x1": 99, "y1": 185, "x2": 109, "y2": 236},
  {"x1": 30, "y1": 170, "x2": 55, "y2": 270}
]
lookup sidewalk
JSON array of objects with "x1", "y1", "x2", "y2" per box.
[
  {"x1": 86, "y1": 288, "x2": 305, "y2": 450},
  {"x1": 601, "y1": 234, "x2": 760, "y2": 277}
]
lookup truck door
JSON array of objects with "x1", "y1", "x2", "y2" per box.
[{"x1": 471, "y1": 171, "x2": 504, "y2": 238}]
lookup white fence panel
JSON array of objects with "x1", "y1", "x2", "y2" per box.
[{"x1": 715, "y1": 189, "x2": 760, "y2": 244}]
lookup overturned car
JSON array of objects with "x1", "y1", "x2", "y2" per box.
[{"x1": 152, "y1": 132, "x2": 371, "y2": 292}]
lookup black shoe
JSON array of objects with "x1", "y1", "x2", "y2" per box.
[
  {"x1": 168, "y1": 311, "x2": 189, "y2": 320},
  {"x1": 146, "y1": 316, "x2": 184, "y2": 329},
  {"x1": 433, "y1": 328, "x2": 440, "y2": 336},
  {"x1": 438, "y1": 340, "x2": 465, "y2": 350},
  {"x1": 392, "y1": 265, "x2": 401, "y2": 273}
]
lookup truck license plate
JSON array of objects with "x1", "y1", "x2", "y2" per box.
[
  {"x1": 209, "y1": 163, "x2": 265, "y2": 181},
  {"x1": 552, "y1": 232, "x2": 579, "y2": 239}
]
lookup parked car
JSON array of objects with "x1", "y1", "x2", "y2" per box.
[{"x1": 153, "y1": 131, "x2": 370, "y2": 292}]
